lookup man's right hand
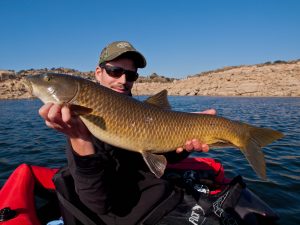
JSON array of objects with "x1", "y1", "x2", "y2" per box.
[{"x1": 39, "y1": 103, "x2": 95, "y2": 155}]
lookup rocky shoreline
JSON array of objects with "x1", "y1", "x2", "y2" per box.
[{"x1": 1, "y1": 59, "x2": 299, "y2": 99}]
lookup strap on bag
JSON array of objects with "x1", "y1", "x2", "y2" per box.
[
  {"x1": 53, "y1": 168, "x2": 106, "y2": 225},
  {"x1": 142, "y1": 187, "x2": 184, "y2": 225},
  {"x1": 56, "y1": 191, "x2": 100, "y2": 225}
]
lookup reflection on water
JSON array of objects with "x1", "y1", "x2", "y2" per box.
[{"x1": 1, "y1": 97, "x2": 300, "y2": 225}]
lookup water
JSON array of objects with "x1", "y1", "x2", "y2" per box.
[{"x1": 1, "y1": 97, "x2": 300, "y2": 224}]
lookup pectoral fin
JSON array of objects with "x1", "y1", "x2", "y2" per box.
[
  {"x1": 68, "y1": 104, "x2": 93, "y2": 115},
  {"x1": 142, "y1": 152, "x2": 167, "y2": 178}
]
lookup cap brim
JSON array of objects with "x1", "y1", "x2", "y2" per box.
[
  {"x1": 101, "y1": 50, "x2": 146, "y2": 68},
  {"x1": 122, "y1": 51, "x2": 147, "y2": 68}
]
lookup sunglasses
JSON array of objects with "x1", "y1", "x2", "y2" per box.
[{"x1": 100, "y1": 64, "x2": 139, "y2": 82}]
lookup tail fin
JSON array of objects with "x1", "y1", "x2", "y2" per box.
[{"x1": 240, "y1": 126, "x2": 284, "y2": 179}]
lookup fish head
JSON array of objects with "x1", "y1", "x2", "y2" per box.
[{"x1": 25, "y1": 73, "x2": 79, "y2": 104}]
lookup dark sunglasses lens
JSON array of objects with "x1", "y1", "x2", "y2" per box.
[
  {"x1": 105, "y1": 67, "x2": 123, "y2": 77},
  {"x1": 103, "y1": 65, "x2": 138, "y2": 81},
  {"x1": 124, "y1": 71, "x2": 138, "y2": 82}
]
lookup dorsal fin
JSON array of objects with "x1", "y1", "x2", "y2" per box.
[{"x1": 144, "y1": 89, "x2": 171, "y2": 110}]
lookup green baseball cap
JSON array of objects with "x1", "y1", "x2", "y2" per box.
[{"x1": 99, "y1": 41, "x2": 147, "y2": 68}]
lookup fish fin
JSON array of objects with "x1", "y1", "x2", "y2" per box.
[
  {"x1": 247, "y1": 126, "x2": 284, "y2": 147},
  {"x1": 210, "y1": 140, "x2": 233, "y2": 148},
  {"x1": 68, "y1": 104, "x2": 93, "y2": 115},
  {"x1": 240, "y1": 126, "x2": 284, "y2": 180},
  {"x1": 144, "y1": 90, "x2": 171, "y2": 110},
  {"x1": 241, "y1": 139, "x2": 267, "y2": 180},
  {"x1": 142, "y1": 152, "x2": 167, "y2": 178},
  {"x1": 81, "y1": 114, "x2": 106, "y2": 130}
]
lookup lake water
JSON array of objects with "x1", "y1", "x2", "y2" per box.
[{"x1": 0, "y1": 97, "x2": 299, "y2": 225}]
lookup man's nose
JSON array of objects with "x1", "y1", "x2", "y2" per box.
[{"x1": 118, "y1": 73, "x2": 127, "y2": 84}]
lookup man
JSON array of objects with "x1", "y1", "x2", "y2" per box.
[{"x1": 39, "y1": 41, "x2": 216, "y2": 224}]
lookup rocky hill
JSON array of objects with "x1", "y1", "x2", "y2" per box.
[
  {"x1": 133, "y1": 60, "x2": 300, "y2": 96},
  {"x1": 0, "y1": 59, "x2": 299, "y2": 99}
]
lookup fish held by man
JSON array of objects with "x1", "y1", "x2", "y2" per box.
[{"x1": 24, "y1": 73, "x2": 284, "y2": 179}]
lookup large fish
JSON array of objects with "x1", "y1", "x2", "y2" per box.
[{"x1": 25, "y1": 73, "x2": 284, "y2": 179}]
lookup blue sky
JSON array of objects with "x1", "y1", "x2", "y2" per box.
[{"x1": 1, "y1": 0, "x2": 299, "y2": 78}]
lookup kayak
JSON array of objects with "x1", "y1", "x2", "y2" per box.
[
  {"x1": 0, "y1": 158, "x2": 279, "y2": 225},
  {"x1": 0, "y1": 164, "x2": 59, "y2": 225}
]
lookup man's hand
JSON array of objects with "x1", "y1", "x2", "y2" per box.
[
  {"x1": 176, "y1": 108, "x2": 217, "y2": 154},
  {"x1": 39, "y1": 103, "x2": 95, "y2": 155}
]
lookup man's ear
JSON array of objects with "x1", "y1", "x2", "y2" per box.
[{"x1": 95, "y1": 66, "x2": 102, "y2": 83}]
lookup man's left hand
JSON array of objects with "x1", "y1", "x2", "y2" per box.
[{"x1": 176, "y1": 108, "x2": 217, "y2": 153}]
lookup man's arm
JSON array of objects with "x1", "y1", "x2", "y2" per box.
[{"x1": 39, "y1": 103, "x2": 113, "y2": 214}]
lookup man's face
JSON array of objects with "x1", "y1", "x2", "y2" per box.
[{"x1": 95, "y1": 57, "x2": 137, "y2": 95}]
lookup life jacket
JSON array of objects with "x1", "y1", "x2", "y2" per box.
[{"x1": 53, "y1": 158, "x2": 279, "y2": 225}]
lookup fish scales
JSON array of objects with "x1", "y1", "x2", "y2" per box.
[
  {"x1": 25, "y1": 73, "x2": 284, "y2": 179},
  {"x1": 75, "y1": 80, "x2": 240, "y2": 152}
]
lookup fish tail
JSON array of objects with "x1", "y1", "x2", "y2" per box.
[{"x1": 240, "y1": 125, "x2": 284, "y2": 179}]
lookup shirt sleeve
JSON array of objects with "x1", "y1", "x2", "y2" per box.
[
  {"x1": 164, "y1": 150, "x2": 190, "y2": 164},
  {"x1": 66, "y1": 138, "x2": 115, "y2": 214}
]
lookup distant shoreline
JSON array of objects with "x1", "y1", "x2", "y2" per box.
[
  {"x1": 1, "y1": 95, "x2": 300, "y2": 101},
  {"x1": 1, "y1": 59, "x2": 299, "y2": 99}
]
